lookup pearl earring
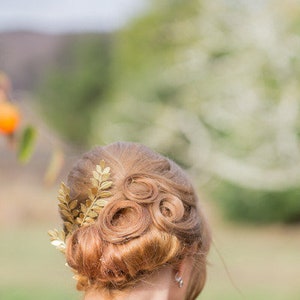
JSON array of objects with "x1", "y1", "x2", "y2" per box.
[{"x1": 175, "y1": 272, "x2": 184, "y2": 288}]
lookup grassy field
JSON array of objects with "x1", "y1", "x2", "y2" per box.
[{"x1": 201, "y1": 218, "x2": 300, "y2": 300}]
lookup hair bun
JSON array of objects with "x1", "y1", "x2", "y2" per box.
[{"x1": 61, "y1": 142, "x2": 210, "y2": 298}]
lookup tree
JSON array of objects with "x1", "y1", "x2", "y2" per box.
[
  {"x1": 91, "y1": 0, "x2": 300, "y2": 223},
  {"x1": 38, "y1": 34, "x2": 113, "y2": 146}
]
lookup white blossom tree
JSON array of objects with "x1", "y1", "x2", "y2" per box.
[{"x1": 93, "y1": 0, "x2": 300, "y2": 196}]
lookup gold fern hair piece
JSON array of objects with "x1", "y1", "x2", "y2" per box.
[{"x1": 48, "y1": 160, "x2": 113, "y2": 254}]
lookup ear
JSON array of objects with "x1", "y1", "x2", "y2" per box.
[
  {"x1": 175, "y1": 243, "x2": 198, "y2": 278},
  {"x1": 174, "y1": 256, "x2": 191, "y2": 280},
  {"x1": 170, "y1": 256, "x2": 194, "y2": 300}
]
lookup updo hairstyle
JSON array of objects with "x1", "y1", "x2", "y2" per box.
[{"x1": 63, "y1": 142, "x2": 211, "y2": 300}]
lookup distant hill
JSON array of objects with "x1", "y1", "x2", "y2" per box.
[
  {"x1": 0, "y1": 31, "x2": 64, "y2": 91},
  {"x1": 0, "y1": 31, "x2": 104, "y2": 92}
]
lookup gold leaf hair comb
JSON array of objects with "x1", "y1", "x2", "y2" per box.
[{"x1": 48, "y1": 160, "x2": 113, "y2": 253}]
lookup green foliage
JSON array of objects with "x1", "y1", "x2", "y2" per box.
[
  {"x1": 94, "y1": 0, "x2": 300, "y2": 224},
  {"x1": 38, "y1": 34, "x2": 113, "y2": 145},
  {"x1": 90, "y1": 0, "x2": 205, "y2": 154},
  {"x1": 212, "y1": 182, "x2": 300, "y2": 223},
  {"x1": 17, "y1": 126, "x2": 37, "y2": 163},
  {"x1": 114, "y1": 0, "x2": 200, "y2": 78}
]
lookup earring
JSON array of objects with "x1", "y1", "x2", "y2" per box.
[{"x1": 175, "y1": 272, "x2": 184, "y2": 288}]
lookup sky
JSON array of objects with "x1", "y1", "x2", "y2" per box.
[{"x1": 0, "y1": 0, "x2": 148, "y2": 33}]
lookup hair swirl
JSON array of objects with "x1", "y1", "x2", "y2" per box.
[
  {"x1": 123, "y1": 174, "x2": 159, "y2": 204},
  {"x1": 99, "y1": 199, "x2": 151, "y2": 244},
  {"x1": 62, "y1": 142, "x2": 210, "y2": 300}
]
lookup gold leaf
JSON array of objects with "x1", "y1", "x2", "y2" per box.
[
  {"x1": 64, "y1": 222, "x2": 73, "y2": 232},
  {"x1": 96, "y1": 165, "x2": 102, "y2": 174},
  {"x1": 81, "y1": 204, "x2": 87, "y2": 213},
  {"x1": 100, "y1": 181, "x2": 113, "y2": 190},
  {"x1": 58, "y1": 195, "x2": 66, "y2": 204},
  {"x1": 88, "y1": 211, "x2": 98, "y2": 218},
  {"x1": 95, "y1": 199, "x2": 107, "y2": 207},
  {"x1": 93, "y1": 207, "x2": 102, "y2": 213},
  {"x1": 84, "y1": 217, "x2": 94, "y2": 223},
  {"x1": 76, "y1": 217, "x2": 83, "y2": 224},
  {"x1": 61, "y1": 209, "x2": 72, "y2": 218},
  {"x1": 58, "y1": 203, "x2": 68, "y2": 211},
  {"x1": 48, "y1": 229, "x2": 56, "y2": 238},
  {"x1": 93, "y1": 171, "x2": 100, "y2": 180},
  {"x1": 90, "y1": 178, "x2": 98, "y2": 187},
  {"x1": 69, "y1": 200, "x2": 78, "y2": 210},
  {"x1": 87, "y1": 189, "x2": 95, "y2": 200},
  {"x1": 99, "y1": 191, "x2": 112, "y2": 198},
  {"x1": 48, "y1": 228, "x2": 66, "y2": 254},
  {"x1": 99, "y1": 160, "x2": 105, "y2": 169},
  {"x1": 58, "y1": 229, "x2": 66, "y2": 241},
  {"x1": 92, "y1": 187, "x2": 98, "y2": 196},
  {"x1": 51, "y1": 159, "x2": 112, "y2": 251},
  {"x1": 65, "y1": 215, "x2": 74, "y2": 223},
  {"x1": 102, "y1": 173, "x2": 110, "y2": 181},
  {"x1": 102, "y1": 167, "x2": 110, "y2": 174},
  {"x1": 86, "y1": 199, "x2": 92, "y2": 207},
  {"x1": 62, "y1": 182, "x2": 70, "y2": 193},
  {"x1": 58, "y1": 182, "x2": 70, "y2": 206},
  {"x1": 60, "y1": 182, "x2": 70, "y2": 196},
  {"x1": 72, "y1": 209, "x2": 80, "y2": 217}
]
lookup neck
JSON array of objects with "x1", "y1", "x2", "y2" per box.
[{"x1": 84, "y1": 267, "x2": 175, "y2": 300}]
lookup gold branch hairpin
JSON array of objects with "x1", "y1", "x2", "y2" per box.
[{"x1": 48, "y1": 160, "x2": 113, "y2": 254}]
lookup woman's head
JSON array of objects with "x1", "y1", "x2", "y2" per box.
[{"x1": 56, "y1": 142, "x2": 210, "y2": 299}]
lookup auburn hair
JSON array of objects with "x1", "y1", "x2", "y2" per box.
[{"x1": 63, "y1": 142, "x2": 211, "y2": 300}]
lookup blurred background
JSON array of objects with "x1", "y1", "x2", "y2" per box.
[{"x1": 0, "y1": 0, "x2": 300, "y2": 299}]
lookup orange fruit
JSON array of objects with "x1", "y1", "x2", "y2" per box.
[{"x1": 0, "y1": 101, "x2": 20, "y2": 134}]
